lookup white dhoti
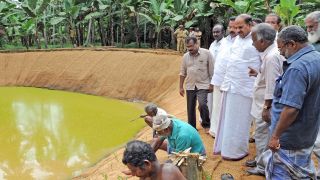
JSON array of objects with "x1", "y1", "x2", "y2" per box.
[
  {"x1": 209, "y1": 86, "x2": 222, "y2": 137},
  {"x1": 214, "y1": 92, "x2": 253, "y2": 159},
  {"x1": 254, "y1": 117, "x2": 270, "y2": 160}
]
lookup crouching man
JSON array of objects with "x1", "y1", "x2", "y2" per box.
[
  {"x1": 151, "y1": 115, "x2": 206, "y2": 156},
  {"x1": 122, "y1": 140, "x2": 186, "y2": 180}
]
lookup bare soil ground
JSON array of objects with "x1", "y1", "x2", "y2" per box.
[{"x1": 0, "y1": 48, "x2": 265, "y2": 180}]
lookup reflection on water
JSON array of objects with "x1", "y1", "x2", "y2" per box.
[
  {"x1": 12, "y1": 102, "x2": 89, "y2": 179},
  {"x1": 0, "y1": 87, "x2": 144, "y2": 179}
]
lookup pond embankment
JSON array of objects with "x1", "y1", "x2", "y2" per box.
[{"x1": 0, "y1": 48, "x2": 262, "y2": 180}]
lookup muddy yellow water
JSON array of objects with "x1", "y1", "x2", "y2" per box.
[{"x1": 0, "y1": 87, "x2": 145, "y2": 179}]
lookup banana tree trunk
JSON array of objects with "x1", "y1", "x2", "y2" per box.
[
  {"x1": 76, "y1": 25, "x2": 82, "y2": 46},
  {"x1": 109, "y1": 7, "x2": 114, "y2": 46},
  {"x1": 43, "y1": 19, "x2": 48, "y2": 49},
  {"x1": 134, "y1": 13, "x2": 140, "y2": 48},
  {"x1": 35, "y1": 29, "x2": 41, "y2": 49},
  {"x1": 98, "y1": 17, "x2": 106, "y2": 46},
  {"x1": 91, "y1": 20, "x2": 95, "y2": 45},
  {"x1": 52, "y1": 24, "x2": 55, "y2": 46},
  {"x1": 121, "y1": 13, "x2": 125, "y2": 48},
  {"x1": 155, "y1": 31, "x2": 160, "y2": 49},
  {"x1": 86, "y1": 18, "x2": 92, "y2": 46},
  {"x1": 170, "y1": 27, "x2": 175, "y2": 50}
]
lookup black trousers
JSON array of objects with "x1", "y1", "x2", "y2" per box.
[{"x1": 186, "y1": 88, "x2": 210, "y2": 129}]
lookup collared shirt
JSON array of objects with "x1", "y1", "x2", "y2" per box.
[
  {"x1": 166, "y1": 118, "x2": 205, "y2": 154},
  {"x1": 220, "y1": 33, "x2": 261, "y2": 97},
  {"x1": 180, "y1": 48, "x2": 214, "y2": 90},
  {"x1": 209, "y1": 39, "x2": 222, "y2": 60},
  {"x1": 270, "y1": 45, "x2": 320, "y2": 150},
  {"x1": 174, "y1": 29, "x2": 188, "y2": 38},
  {"x1": 251, "y1": 43, "x2": 284, "y2": 118},
  {"x1": 313, "y1": 42, "x2": 320, "y2": 52},
  {"x1": 211, "y1": 35, "x2": 236, "y2": 86}
]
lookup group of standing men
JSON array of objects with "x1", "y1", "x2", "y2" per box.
[
  {"x1": 174, "y1": 25, "x2": 202, "y2": 53},
  {"x1": 179, "y1": 11, "x2": 320, "y2": 179}
]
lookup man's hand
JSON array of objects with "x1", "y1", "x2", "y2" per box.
[
  {"x1": 248, "y1": 67, "x2": 258, "y2": 77},
  {"x1": 122, "y1": 169, "x2": 132, "y2": 176},
  {"x1": 179, "y1": 87, "x2": 185, "y2": 97},
  {"x1": 209, "y1": 84, "x2": 214, "y2": 93},
  {"x1": 268, "y1": 135, "x2": 280, "y2": 152},
  {"x1": 262, "y1": 109, "x2": 271, "y2": 123},
  {"x1": 144, "y1": 116, "x2": 153, "y2": 128}
]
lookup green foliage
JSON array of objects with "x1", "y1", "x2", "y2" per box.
[
  {"x1": 273, "y1": 0, "x2": 300, "y2": 26},
  {"x1": 217, "y1": 0, "x2": 266, "y2": 16},
  {"x1": 0, "y1": 0, "x2": 317, "y2": 50},
  {"x1": 49, "y1": 17, "x2": 65, "y2": 25}
]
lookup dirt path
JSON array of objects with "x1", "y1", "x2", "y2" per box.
[{"x1": 0, "y1": 49, "x2": 264, "y2": 180}]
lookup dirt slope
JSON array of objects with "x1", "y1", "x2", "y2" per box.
[{"x1": 0, "y1": 49, "x2": 263, "y2": 180}]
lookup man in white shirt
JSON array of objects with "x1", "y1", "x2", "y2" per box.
[
  {"x1": 209, "y1": 24, "x2": 225, "y2": 59},
  {"x1": 208, "y1": 17, "x2": 237, "y2": 138},
  {"x1": 245, "y1": 23, "x2": 284, "y2": 174},
  {"x1": 203, "y1": 24, "x2": 225, "y2": 131},
  {"x1": 213, "y1": 14, "x2": 261, "y2": 160}
]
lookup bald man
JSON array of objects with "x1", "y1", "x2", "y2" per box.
[{"x1": 214, "y1": 14, "x2": 260, "y2": 160}]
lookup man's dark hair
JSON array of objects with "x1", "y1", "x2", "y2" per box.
[
  {"x1": 253, "y1": 17, "x2": 263, "y2": 24},
  {"x1": 266, "y1": 13, "x2": 281, "y2": 24},
  {"x1": 229, "y1": 16, "x2": 236, "y2": 21},
  {"x1": 213, "y1": 24, "x2": 225, "y2": 32},
  {"x1": 186, "y1": 36, "x2": 197, "y2": 44},
  {"x1": 144, "y1": 103, "x2": 158, "y2": 115},
  {"x1": 122, "y1": 140, "x2": 157, "y2": 168},
  {"x1": 278, "y1": 25, "x2": 308, "y2": 44},
  {"x1": 237, "y1": 14, "x2": 253, "y2": 25}
]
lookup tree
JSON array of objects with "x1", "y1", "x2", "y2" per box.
[
  {"x1": 141, "y1": 0, "x2": 172, "y2": 48},
  {"x1": 20, "y1": 0, "x2": 51, "y2": 49},
  {"x1": 273, "y1": 0, "x2": 300, "y2": 26}
]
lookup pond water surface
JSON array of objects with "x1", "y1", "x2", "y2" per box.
[{"x1": 0, "y1": 87, "x2": 145, "y2": 179}]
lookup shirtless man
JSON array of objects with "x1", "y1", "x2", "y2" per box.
[{"x1": 122, "y1": 140, "x2": 186, "y2": 180}]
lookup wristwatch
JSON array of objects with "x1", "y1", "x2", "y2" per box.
[{"x1": 263, "y1": 105, "x2": 271, "y2": 110}]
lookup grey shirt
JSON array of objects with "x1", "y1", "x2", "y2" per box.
[{"x1": 180, "y1": 48, "x2": 214, "y2": 90}]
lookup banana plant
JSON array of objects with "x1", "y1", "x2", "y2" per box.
[
  {"x1": 19, "y1": 0, "x2": 51, "y2": 49},
  {"x1": 141, "y1": 0, "x2": 173, "y2": 48},
  {"x1": 49, "y1": 0, "x2": 82, "y2": 46},
  {"x1": 273, "y1": 0, "x2": 300, "y2": 26},
  {"x1": 217, "y1": 0, "x2": 266, "y2": 16},
  {"x1": 0, "y1": 0, "x2": 34, "y2": 49}
]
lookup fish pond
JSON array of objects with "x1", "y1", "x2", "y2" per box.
[{"x1": 0, "y1": 87, "x2": 145, "y2": 179}]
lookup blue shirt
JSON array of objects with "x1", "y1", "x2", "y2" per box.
[
  {"x1": 270, "y1": 45, "x2": 320, "y2": 150},
  {"x1": 166, "y1": 118, "x2": 205, "y2": 154},
  {"x1": 313, "y1": 42, "x2": 320, "y2": 52}
]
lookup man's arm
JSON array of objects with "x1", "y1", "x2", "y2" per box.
[
  {"x1": 179, "y1": 75, "x2": 186, "y2": 97},
  {"x1": 208, "y1": 51, "x2": 214, "y2": 80},
  {"x1": 144, "y1": 116, "x2": 153, "y2": 128},
  {"x1": 262, "y1": 99, "x2": 272, "y2": 123},
  {"x1": 268, "y1": 105, "x2": 299, "y2": 151},
  {"x1": 151, "y1": 137, "x2": 165, "y2": 152},
  {"x1": 263, "y1": 55, "x2": 283, "y2": 123}
]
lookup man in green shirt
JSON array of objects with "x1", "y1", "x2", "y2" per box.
[{"x1": 151, "y1": 115, "x2": 206, "y2": 155}]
